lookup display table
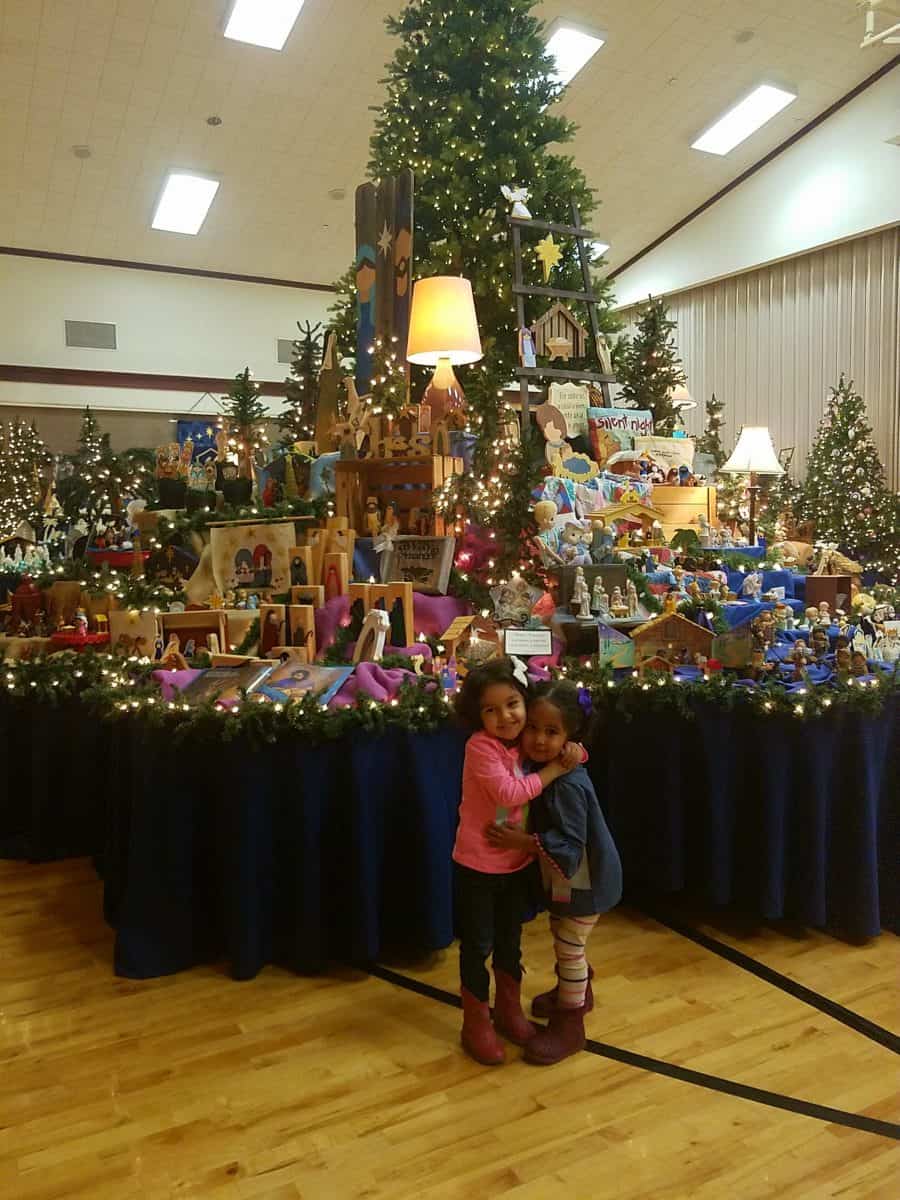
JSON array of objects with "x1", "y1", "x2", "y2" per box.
[{"x1": 0, "y1": 695, "x2": 895, "y2": 979}]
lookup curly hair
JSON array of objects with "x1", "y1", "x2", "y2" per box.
[
  {"x1": 454, "y1": 656, "x2": 530, "y2": 730},
  {"x1": 527, "y1": 678, "x2": 590, "y2": 741}
]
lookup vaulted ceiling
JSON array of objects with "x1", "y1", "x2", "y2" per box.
[{"x1": 0, "y1": 0, "x2": 895, "y2": 286}]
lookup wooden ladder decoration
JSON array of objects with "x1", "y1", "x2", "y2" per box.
[{"x1": 509, "y1": 201, "x2": 615, "y2": 433}]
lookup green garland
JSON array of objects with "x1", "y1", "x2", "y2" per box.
[
  {"x1": 153, "y1": 495, "x2": 327, "y2": 541},
  {"x1": 1, "y1": 652, "x2": 896, "y2": 751}
]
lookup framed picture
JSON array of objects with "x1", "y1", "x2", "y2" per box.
[
  {"x1": 255, "y1": 663, "x2": 354, "y2": 707},
  {"x1": 178, "y1": 662, "x2": 274, "y2": 707}
]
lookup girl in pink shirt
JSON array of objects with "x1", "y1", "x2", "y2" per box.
[{"x1": 452, "y1": 657, "x2": 581, "y2": 1065}]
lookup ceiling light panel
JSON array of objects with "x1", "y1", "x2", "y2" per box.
[
  {"x1": 224, "y1": 0, "x2": 306, "y2": 51},
  {"x1": 152, "y1": 173, "x2": 220, "y2": 235},
  {"x1": 691, "y1": 84, "x2": 797, "y2": 155},
  {"x1": 546, "y1": 25, "x2": 606, "y2": 87}
]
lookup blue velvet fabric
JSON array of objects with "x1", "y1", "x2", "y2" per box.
[{"x1": 0, "y1": 697, "x2": 896, "y2": 977}]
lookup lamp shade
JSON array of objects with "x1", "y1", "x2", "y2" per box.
[
  {"x1": 406, "y1": 276, "x2": 483, "y2": 366},
  {"x1": 720, "y1": 426, "x2": 784, "y2": 475},
  {"x1": 668, "y1": 383, "x2": 697, "y2": 411}
]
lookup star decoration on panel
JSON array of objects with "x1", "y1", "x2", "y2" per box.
[
  {"x1": 535, "y1": 233, "x2": 562, "y2": 282},
  {"x1": 377, "y1": 221, "x2": 394, "y2": 257}
]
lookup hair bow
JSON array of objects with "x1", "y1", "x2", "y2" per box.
[{"x1": 510, "y1": 655, "x2": 529, "y2": 687}]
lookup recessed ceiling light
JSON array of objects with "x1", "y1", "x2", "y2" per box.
[
  {"x1": 152, "y1": 172, "x2": 220, "y2": 235},
  {"x1": 590, "y1": 240, "x2": 610, "y2": 258},
  {"x1": 691, "y1": 83, "x2": 797, "y2": 155},
  {"x1": 546, "y1": 23, "x2": 605, "y2": 87},
  {"x1": 224, "y1": 0, "x2": 306, "y2": 51}
]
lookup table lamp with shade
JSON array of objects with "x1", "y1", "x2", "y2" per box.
[
  {"x1": 718, "y1": 426, "x2": 783, "y2": 546},
  {"x1": 405, "y1": 276, "x2": 482, "y2": 427}
]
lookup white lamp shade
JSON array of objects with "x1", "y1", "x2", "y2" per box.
[
  {"x1": 406, "y1": 276, "x2": 483, "y2": 366},
  {"x1": 720, "y1": 426, "x2": 784, "y2": 475}
]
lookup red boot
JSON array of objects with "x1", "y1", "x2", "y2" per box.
[
  {"x1": 524, "y1": 1003, "x2": 586, "y2": 1065},
  {"x1": 461, "y1": 987, "x2": 505, "y2": 1065},
  {"x1": 531, "y1": 965, "x2": 594, "y2": 1019},
  {"x1": 492, "y1": 967, "x2": 537, "y2": 1044}
]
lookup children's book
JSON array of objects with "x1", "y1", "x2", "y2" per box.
[
  {"x1": 255, "y1": 663, "x2": 354, "y2": 706},
  {"x1": 178, "y1": 662, "x2": 274, "y2": 706}
]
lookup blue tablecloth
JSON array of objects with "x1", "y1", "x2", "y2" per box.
[{"x1": 1, "y1": 695, "x2": 896, "y2": 977}]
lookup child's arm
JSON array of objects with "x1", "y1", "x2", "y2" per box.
[
  {"x1": 487, "y1": 777, "x2": 587, "y2": 877},
  {"x1": 466, "y1": 735, "x2": 571, "y2": 810}
]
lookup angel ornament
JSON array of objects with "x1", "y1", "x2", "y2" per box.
[{"x1": 501, "y1": 185, "x2": 532, "y2": 220}]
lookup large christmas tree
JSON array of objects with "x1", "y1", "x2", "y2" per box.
[
  {"x1": 615, "y1": 295, "x2": 687, "y2": 435},
  {"x1": 799, "y1": 374, "x2": 899, "y2": 580},
  {"x1": 331, "y1": 0, "x2": 619, "y2": 585},
  {"x1": 281, "y1": 321, "x2": 323, "y2": 444},
  {"x1": 0, "y1": 418, "x2": 51, "y2": 540}
]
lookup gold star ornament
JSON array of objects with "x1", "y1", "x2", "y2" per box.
[{"x1": 535, "y1": 233, "x2": 562, "y2": 282}]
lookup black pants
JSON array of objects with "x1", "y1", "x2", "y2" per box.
[{"x1": 454, "y1": 862, "x2": 535, "y2": 1001}]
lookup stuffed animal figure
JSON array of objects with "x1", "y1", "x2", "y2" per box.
[{"x1": 558, "y1": 521, "x2": 592, "y2": 566}]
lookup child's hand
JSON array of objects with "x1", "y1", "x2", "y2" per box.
[
  {"x1": 558, "y1": 741, "x2": 586, "y2": 771},
  {"x1": 486, "y1": 822, "x2": 534, "y2": 853}
]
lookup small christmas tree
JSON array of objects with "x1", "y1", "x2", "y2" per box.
[
  {"x1": 220, "y1": 368, "x2": 269, "y2": 479},
  {"x1": 799, "y1": 374, "x2": 899, "y2": 580},
  {"x1": 0, "y1": 419, "x2": 51, "y2": 540},
  {"x1": 59, "y1": 407, "x2": 154, "y2": 525},
  {"x1": 281, "y1": 321, "x2": 323, "y2": 444},
  {"x1": 696, "y1": 392, "x2": 726, "y2": 468},
  {"x1": 615, "y1": 296, "x2": 687, "y2": 436}
]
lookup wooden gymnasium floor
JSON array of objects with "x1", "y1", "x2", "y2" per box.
[{"x1": 0, "y1": 858, "x2": 897, "y2": 1200}]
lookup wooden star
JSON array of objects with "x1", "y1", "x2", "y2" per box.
[
  {"x1": 377, "y1": 221, "x2": 393, "y2": 257},
  {"x1": 535, "y1": 233, "x2": 562, "y2": 282}
]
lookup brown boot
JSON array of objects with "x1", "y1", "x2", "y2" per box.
[
  {"x1": 461, "y1": 987, "x2": 505, "y2": 1065},
  {"x1": 524, "y1": 1004, "x2": 586, "y2": 1065},
  {"x1": 492, "y1": 967, "x2": 537, "y2": 1045},
  {"x1": 531, "y1": 965, "x2": 594, "y2": 1019}
]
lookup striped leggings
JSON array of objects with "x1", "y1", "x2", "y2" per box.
[{"x1": 550, "y1": 914, "x2": 599, "y2": 1008}]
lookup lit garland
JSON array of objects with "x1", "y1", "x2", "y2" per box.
[
  {"x1": 0, "y1": 652, "x2": 895, "y2": 744},
  {"x1": 367, "y1": 335, "x2": 409, "y2": 421}
]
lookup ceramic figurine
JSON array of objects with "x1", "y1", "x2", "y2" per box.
[
  {"x1": 850, "y1": 649, "x2": 869, "y2": 677},
  {"x1": 532, "y1": 499, "x2": 562, "y2": 566},
  {"x1": 159, "y1": 634, "x2": 188, "y2": 671},
  {"x1": 835, "y1": 646, "x2": 852, "y2": 679},
  {"x1": 74, "y1": 608, "x2": 89, "y2": 638},
  {"x1": 811, "y1": 627, "x2": 829, "y2": 659},
  {"x1": 571, "y1": 566, "x2": 592, "y2": 621},
  {"x1": 626, "y1": 579, "x2": 639, "y2": 617},
  {"x1": 501, "y1": 184, "x2": 532, "y2": 219},
  {"x1": 558, "y1": 521, "x2": 592, "y2": 566},
  {"x1": 664, "y1": 591, "x2": 679, "y2": 614},
  {"x1": 609, "y1": 586, "x2": 628, "y2": 618},
  {"x1": 183, "y1": 638, "x2": 196, "y2": 658},
  {"x1": 590, "y1": 518, "x2": 616, "y2": 564},
  {"x1": 246, "y1": 594, "x2": 259, "y2": 611},
  {"x1": 695, "y1": 514, "x2": 714, "y2": 548},
  {"x1": 773, "y1": 602, "x2": 789, "y2": 632},
  {"x1": 741, "y1": 571, "x2": 763, "y2": 601},
  {"x1": 817, "y1": 600, "x2": 832, "y2": 627},
  {"x1": 381, "y1": 502, "x2": 401, "y2": 542},
  {"x1": 518, "y1": 326, "x2": 537, "y2": 369},
  {"x1": 880, "y1": 626, "x2": 900, "y2": 663},
  {"x1": 591, "y1": 577, "x2": 610, "y2": 616}
]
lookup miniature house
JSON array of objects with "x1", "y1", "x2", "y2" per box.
[
  {"x1": 631, "y1": 611, "x2": 715, "y2": 667},
  {"x1": 532, "y1": 302, "x2": 588, "y2": 360},
  {"x1": 440, "y1": 614, "x2": 500, "y2": 670},
  {"x1": 587, "y1": 502, "x2": 667, "y2": 546}
]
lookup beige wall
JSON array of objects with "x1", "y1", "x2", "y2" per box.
[{"x1": 617, "y1": 226, "x2": 900, "y2": 489}]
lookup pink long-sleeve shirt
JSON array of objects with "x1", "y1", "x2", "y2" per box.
[{"x1": 452, "y1": 731, "x2": 543, "y2": 874}]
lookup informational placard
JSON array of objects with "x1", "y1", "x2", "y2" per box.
[
  {"x1": 634, "y1": 435, "x2": 695, "y2": 472},
  {"x1": 503, "y1": 628, "x2": 553, "y2": 657},
  {"x1": 549, "y1": 383, "x2": 591, "y2": 438}
]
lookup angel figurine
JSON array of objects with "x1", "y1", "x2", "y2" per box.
[{"x1": 501, "y1": 184, "x2": 532, "y2": 219}]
